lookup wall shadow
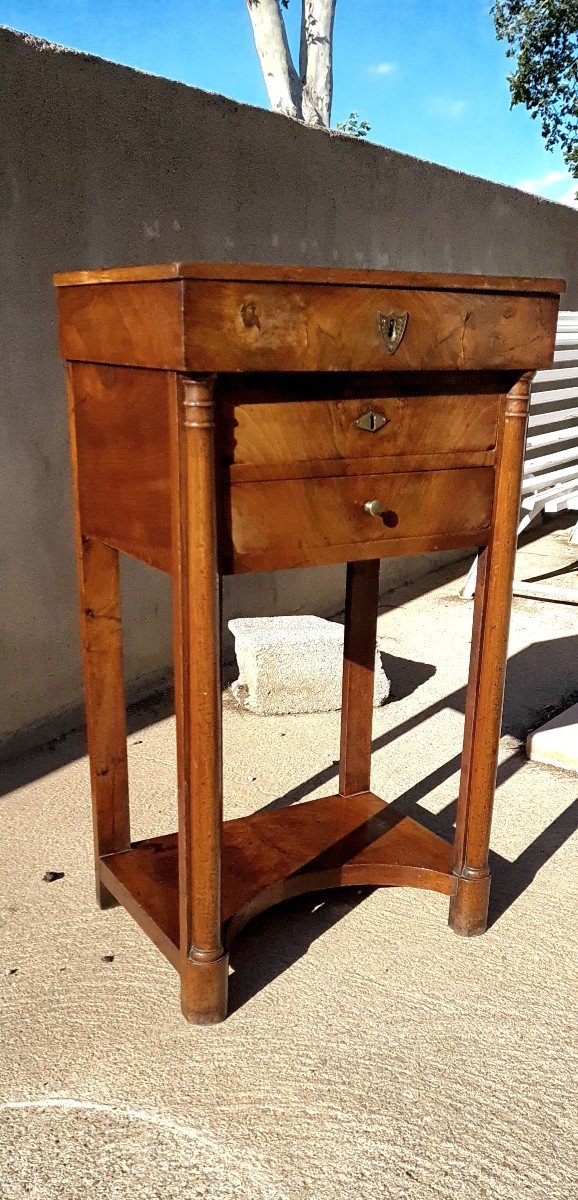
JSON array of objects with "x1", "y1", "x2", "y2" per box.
[{"x1": 0, "y1": 689, "x2": 174, "y2": 800}]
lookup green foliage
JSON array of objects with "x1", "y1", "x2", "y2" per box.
[
  {"x1": 492, "y1": 1, "x2": 578, "y2": 180},
  {"x1": 335, "y1": 111, "x2": 371, "y2": 138}
]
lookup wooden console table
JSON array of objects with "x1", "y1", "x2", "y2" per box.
[{"x1": 55, "y1": 262, "x2": 562, "y2": 1023}]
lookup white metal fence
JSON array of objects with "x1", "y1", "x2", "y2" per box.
[
  {"x1": 462, "y1": 312, "x2": 578, "y2": 599},
  {"x1": 522, "y1": 311, "x2": 578, "y2": 537}
]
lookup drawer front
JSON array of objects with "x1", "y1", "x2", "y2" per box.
[
  {"x1": 186, "y1": 281, "x2": 558, "y2": 373},
  {"x1": 223, "y1": 468, "x2": 494, "y2": 573},
  {"x1": 218, "y1": 374, "x2": 500, "y2": 479}
]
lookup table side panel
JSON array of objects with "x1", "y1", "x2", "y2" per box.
[
  {"x1": 70, "y1": 363, "x2": 172, "y2": 569},
  {"x1": 58, "y1": 281, "x2": 185, "y2": 369}
]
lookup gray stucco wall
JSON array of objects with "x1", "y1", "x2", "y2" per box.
[{"x1": 1, "y1": 25, "x2": 577, "y2": 758}]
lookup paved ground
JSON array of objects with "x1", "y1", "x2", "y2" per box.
[{"x1": 1, "y1": 519, "x2": 577, "y2": 1200}]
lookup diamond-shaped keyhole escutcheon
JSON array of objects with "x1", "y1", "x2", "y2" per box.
[{"x1": 355, "y1": 410, "x2": 389, "y2": 433}]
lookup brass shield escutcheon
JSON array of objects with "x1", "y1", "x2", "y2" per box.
[{"x1": 379, "y1": 311, "x2": 408, "y2": 355}]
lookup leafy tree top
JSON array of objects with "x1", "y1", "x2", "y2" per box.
[{"x1": 492, "y1": 1, "x2": 578, "y2": 178}]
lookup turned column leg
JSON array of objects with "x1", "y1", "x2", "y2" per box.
[
  {"x1": 171, "y1": 374, "x2": 228, "y2": 1023},
  {"x1": 66, "y1": 367, "x2": 130, "y2": 908},
  {"x1": 339, "y1": 559, "x2": 381, "y2": 797},
  {"x1": 450, "y1": 373, "x2": 532, "y2": 935}
]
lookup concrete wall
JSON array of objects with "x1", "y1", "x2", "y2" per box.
[{"x1": 1, "y1": 25, "x2": 577, "y2": 759}]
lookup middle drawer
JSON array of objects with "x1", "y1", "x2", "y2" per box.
[{"x1": 217, "y1": 372, "x2": 503, "y2": 481}]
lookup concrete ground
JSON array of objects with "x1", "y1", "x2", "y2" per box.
[{"x1": 1, "y1": 518, "x2": 577, "y2": 1200}]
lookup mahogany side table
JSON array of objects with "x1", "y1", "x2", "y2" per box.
[{"x1": 55, "y1": 262, "x2": 563, "y2": 1023}]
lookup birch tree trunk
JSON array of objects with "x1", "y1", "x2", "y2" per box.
[
  {"x1": 300, "y1": 0, "x2": 336, "y2": 127},
  {"x1": 246, "y1": 0, "x2": 336, "y2": 128}
]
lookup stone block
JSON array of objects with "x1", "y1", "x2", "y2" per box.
[
  {"x1": 526, "y1": 703, "x2": 578, "y2": 773},
  {"x1": 228, "y1": 615, "x2": 390, "y2": 715}
]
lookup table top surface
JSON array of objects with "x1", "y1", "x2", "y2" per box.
[{"x1": 53, "y1": 260, "x2": 566, "y2": 295}]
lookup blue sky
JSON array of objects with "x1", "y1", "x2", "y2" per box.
[{"x1": 3, "y1": 0, "x2": 576, "y2": 206}]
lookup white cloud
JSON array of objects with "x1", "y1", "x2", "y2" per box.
[
  {"x1": 516, "y1": 169, "x2": 578, "y2": 207},
  {"x1": 368, "y1": 62, "x2": 397, "y2": 76},
  {"x1": 518, "y1": 170, "x2": 568, "y2": 192},
  {"x1": 427, "y1": 97, "x2": 467, "y2": 119},
  {"x1": 558, "y1": 185, "x2": 578, "y2": 209}
]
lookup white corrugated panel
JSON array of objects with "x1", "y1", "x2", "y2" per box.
[{"x1": 526, "y1": 313, "x2": 578, "y2": 514}]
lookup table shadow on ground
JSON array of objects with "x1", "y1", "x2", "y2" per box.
[{"x1": 229, "y1": 635, "x2": 577, "y2": 1012}]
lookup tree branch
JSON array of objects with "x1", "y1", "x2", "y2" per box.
[{"x1": 246, "y1": 0, "x2": 303, "y2": 119}]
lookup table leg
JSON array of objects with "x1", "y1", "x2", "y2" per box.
[
  {"x1": 171, "y1": 375, "x2": 228, "y2": 1023},
  {"x1": 450, "y1": 373, "x2": 532, "y2": 935},
  {"x1": 339, "y1": 559, "x2": 381, "y2": 796},
  {"x1": 66, "y1": 367, "x2": 130, "y2": 908}
]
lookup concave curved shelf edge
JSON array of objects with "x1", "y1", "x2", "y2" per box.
[{"x1": 99, "y1": 792, "x2": 455, "y2": 971}]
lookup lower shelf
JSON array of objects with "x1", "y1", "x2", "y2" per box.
[{"x1": 99, "y1": 791, "x2": 455, "y2": 970}]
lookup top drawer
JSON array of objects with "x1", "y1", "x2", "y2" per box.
[
  {"x1": 57, "y1": 278, "x2": 560, "y2": 374},
  {"x1": 186, "y1": 282, "x2": 558, "y2": 373}
]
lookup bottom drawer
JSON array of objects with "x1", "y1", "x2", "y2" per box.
[{"x1": 223, "y1": 468, "x2": 494, "y2": 573}]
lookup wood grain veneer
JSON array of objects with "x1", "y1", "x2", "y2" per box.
[
  {"x1": 218, "y1": 371, "x2": 502, "y2": 477},
  {"x1": 224, "y1": 468, "x2": 494, "y2": 573},
  {"x1": 183, "y1": 281, "x2": 558, "y2": 372}
]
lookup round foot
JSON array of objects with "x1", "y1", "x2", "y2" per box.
[
  {"x1": 181, "y1": 954, "x2": 229, "y2": 1024},
  {"x1": 449, "y1": 871, "x2": 490, "y2": 936}
]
